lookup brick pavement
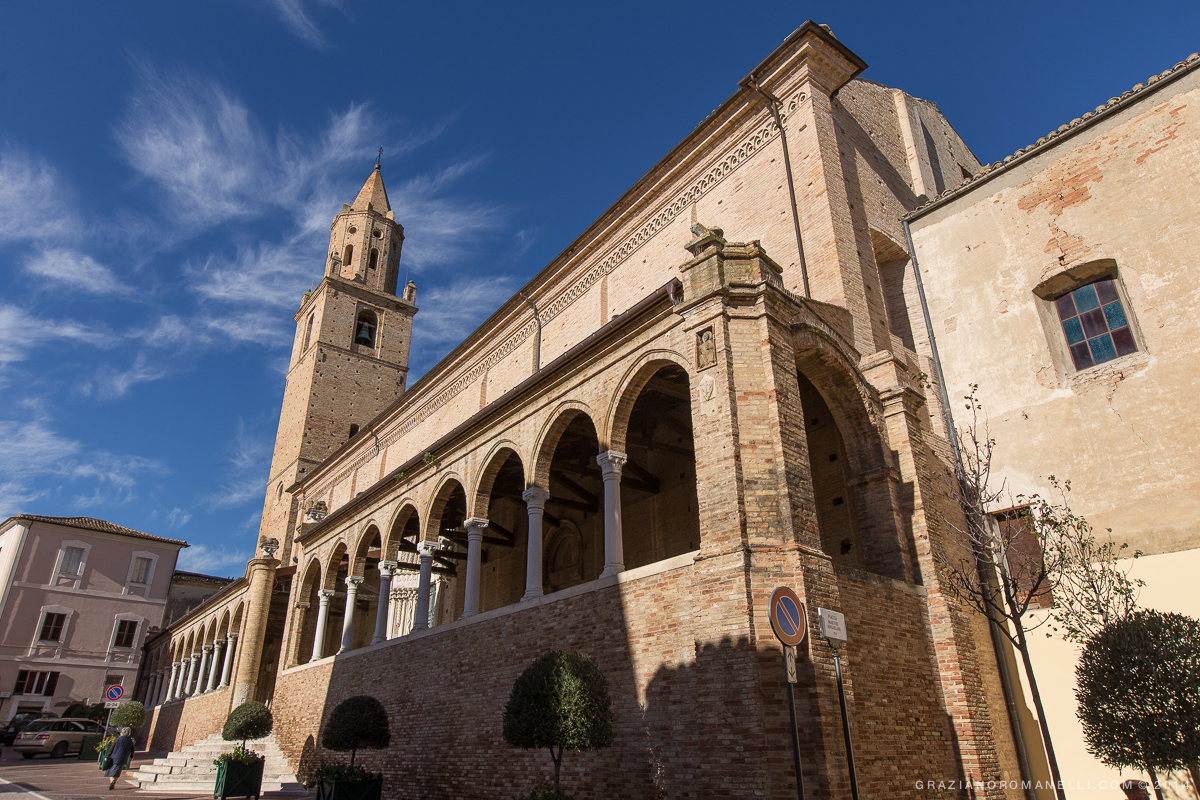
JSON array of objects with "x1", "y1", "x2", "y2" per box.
[{"x1": 0, "y1": 748, "x2": 310, "y2": 800}]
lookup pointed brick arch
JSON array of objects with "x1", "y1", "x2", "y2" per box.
[
  {"x1": 426, "y1": 475, "x2": 468, "y2": 544},
  {"x1": 351, "y1": 523, "x2": 382, "y2": 577},
  {"x1": 531, "y1": 402, "x2": 599, "y2": 489},
  {"x1": 322, "y1": 542, "x2": 348, "y2": 591},
  {"x1": 471, "y1": 442, "x2": 525, "y2": 519},
  {"x1": 384, "y1": 502, "x2": 421, "y2": 560},
  {"x1": 606, "y1": 351, "x2": 693, "y2": 454}
]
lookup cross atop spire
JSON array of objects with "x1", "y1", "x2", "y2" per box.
[{"x1": 352, "y1": 162, "x2": 391, "y2": 213}]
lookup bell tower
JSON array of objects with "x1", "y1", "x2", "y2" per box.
[{"x1": 258, "y1": 162, "x2": 418, "y2": 555}]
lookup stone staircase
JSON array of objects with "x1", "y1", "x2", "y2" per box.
[{"x1": 127, "y1": 733, "x2": 306, "y2": 794}]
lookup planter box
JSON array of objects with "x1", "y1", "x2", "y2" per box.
[
  {"x1": 96, "y1": 744, "x2": 132, "y2": 771},
  {"x1": 78, "y1": 736, "x2": 103, "y2": 761},
  {"x1": 314, "y1": 776, "x2": 383, "y2": 800},
  {"x1": 214, "y1": 759, "x2": 265, "y2": 800}
]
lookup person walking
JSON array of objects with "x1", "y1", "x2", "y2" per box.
[{"x1": 104, "y1": 727, "x2": 135, "y2": 791}]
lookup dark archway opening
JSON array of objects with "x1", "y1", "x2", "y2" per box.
[
  {"x1": 545, "y1": 415, "x2": 602, "y2": 593},
  {"x1": 477, "y1": 451, "x2": 525, "y2": 613},
  {"x1": 798, "y1": 372, "x2": 864, "y2": 567},
  {"x1": 620, "y1": 365, "x2": 699, "y2": 570}
]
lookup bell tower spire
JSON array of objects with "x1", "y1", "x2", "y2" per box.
[{"x1": 257, "y1": 163, "x2": 419, "y2": 557}]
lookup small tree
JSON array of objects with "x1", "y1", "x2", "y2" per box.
[
  {"x1": 502, "y1": 650, "x2": 614, "y2": 794},
  {"x1": 109, "y1": 701, "x2": 146, "y2": 729},
  {"x1": 1076, "y1": 610, "x2": 1200, "y2": 800},
  {"x1": 934, "y1": 387, "x2": 1143, "y2": 800},
  {"x1": 322, "y1": 696, "x2": 390, "y2": 768},
  {"x1": 222, "y1": 701, "x2": 273, "y2": 749}
]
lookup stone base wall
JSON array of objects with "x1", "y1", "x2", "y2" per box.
[
  {"x1": 145, "y1": 686, "x2": 234, "y2": 754},
  {"x1": 260, "y1": 550, "x2": 978, "y2": 800}
]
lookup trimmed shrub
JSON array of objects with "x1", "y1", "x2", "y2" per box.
[
  {"x1": 502, "y1": 650, "x2": 613, "y2": 793},
  {"x1": 109, "y1": 701, "x2": 145, "y2": 729},
  {"x1": 222, "y1": 702, "x2": 273, "y2": 746},
  {"x1": 321, "y1": 696, "x2": 390, "y2": 767}
]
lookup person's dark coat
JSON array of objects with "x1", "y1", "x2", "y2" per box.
[{"x1": 104, "y1": 735, "x2": 135, "y2": 778}]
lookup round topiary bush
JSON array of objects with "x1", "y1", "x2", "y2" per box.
[
  {"x1": 321, "y1": 696, "x2": 390, "y2": 767},
  {"x1": 109, "y1": 701, "x2": 146, "y2": 729},
  {"x1": 502, "y1": 650, "x2": 613, "y2": 793},
  {"x1": 222, "y1": 701, "x2": 273, "y2": 746}
]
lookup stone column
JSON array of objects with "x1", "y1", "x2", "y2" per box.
[
  {"x1": 143, "y1": 671, "x2": 158, "y2": 706},
  {"x1": 460, "y1": 518, "x2": 488, "y2": 618},
  {"x1": 521, "y1": 487, "x2": 550, "y2": 601},
  {"x1": 207, "y1": 640, "x2": 225, "y2": 692},
  {"x1": 231, "y1": 555, "x2": 280, "y2": 706},
  {"x1": 597, "y1": 451, "x2": 628, "y2": 577},
  {"x1": 183, "y1": 654, "x2": 199, "y2": 697},
  {"x1": 372, "y1": 562, "x2": 397, "y2": 644},
  {"x1": 164, "y1": 661, "x2": 179, "y2": 702},
  {"x1": 412, "y1": 542, "x2": 438, "y2": 631},
  {"x1": 219, "y1": 634, "x2": 238, "y2": 688},
  {"x1": 156, "y1": 668, "x2": 169, "y2": 705},
  {"x1": 311, "y1": 590, "x2": 334, "y2": 662},
  {"x1": 170, "y1": 661, "x2": 184, "y2": 700},
  {"x1": 338, "y1": 576, "x2": 364, "y2": 653},
  {"x1": 197, "y1": 646, "x2": 213, "y2": 694}
]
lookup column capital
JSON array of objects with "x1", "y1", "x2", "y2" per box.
[
  {"x1": 318, "y1": 589, "x2": 336, "y2": 600},
  {"x1": 228, "y1": 632, "x2": 240, "y2": 641},
  {"x1": 464, "y1": 517, "x2": 489, "y2": 532},
  {"x1": 202, "y1": 644, "x2": 213, "y2": 653},
  {"x1": 190, "y1": 653, "x2": 201, "y2": 661},
  {"x1": 214, "y1": 639, "x2": 226, "y2": 647},
  {"x1": 596, "y1": 450, "x2": 628, "y2": 478},
  {"x1": 417, "y1": 540, "x2": 439, "y2": 558},
  {"x1": 522, "y1": 486, "x2": 550, "y2": 508},
  {"x1": 345, "y1": 575, "x2": 364, "y2": 589},
  {"x1": 378, "y1": 560, "x2": 398, "y2": 579}
]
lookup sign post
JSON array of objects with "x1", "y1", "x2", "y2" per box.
[
  {"x1": 818, "y1": 608, "x2": 859, "y2": 800},
  {"x1": 104, "y1": 685, "x2": 123, "y2": 728},
  {"x1": 768, "y1": 587, "x2": 808, "y2": 800}
]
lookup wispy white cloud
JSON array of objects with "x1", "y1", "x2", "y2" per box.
[
  {"x1": 177, "y1": 543, "x2": 253, "y2": 577},
  {"x1": 77, "y1": 352, "x2": 170, "y2": 400},
  {"x1": 199, "y1": 422, "x2": 271, "y2": 511},
  {"x1": 0, "y1": 304, "x2": 111, "y2": 368},
  {"x1": 391, "y1": 157, "x2": 507, "y2": 270},
  {"x1": 412, "y1": 275, "x2": 516, "y2": 355},
  {"x1": 25, "y1": 248, "x2": 128, "y2": 296},
  {"x1": 0, "y1": 148, "x2": 79, "y2": 244},
  {"x1": 0, "y1": 417, "x2": 164, "y2": 518},
  {"x1": 262, "y1": 0, "x2": 346, "y2": 49},
  {"x1": 167, "y1": 507, "x2": 192, "y2": 528}
]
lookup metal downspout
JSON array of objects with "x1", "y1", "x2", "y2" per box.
[{"x1": 749, "y1": 81, "x2": 811, "y2": 298}]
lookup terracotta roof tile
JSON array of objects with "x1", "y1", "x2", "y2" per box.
[
  {"x1": 907, "y1": 52, "x2": 1200, "y2": 218},
  {"x1": 4, "y1": 514, "x2": 188, "y2": 547}
]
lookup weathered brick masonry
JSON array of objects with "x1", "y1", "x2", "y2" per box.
[{"x1": 137, "y1": 21, "x2": 1030, "y2": 800}]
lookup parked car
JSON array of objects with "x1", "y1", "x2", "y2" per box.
[
  {"x1": 13, "y1": 718, "x2": 105, "y2": 759},
  {"x1": 0, "y1": 713, "x2": 54, "y2": 747}
]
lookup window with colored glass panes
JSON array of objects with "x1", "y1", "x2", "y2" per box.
[{"x1": 1054, "y1": 278, "x2": 1137, "y2": 370}]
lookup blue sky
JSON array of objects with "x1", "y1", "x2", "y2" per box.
[{"x1": 1, "y1": 1, "x2": 1196, "y2": 576}]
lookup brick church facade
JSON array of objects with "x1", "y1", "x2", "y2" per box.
[{"x1": 138, "y1": 22, "x2": 1035, "y2": 799}]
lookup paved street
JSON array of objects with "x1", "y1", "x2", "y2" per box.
[{"x1": 0, "y1": 748, "x2": 309, "y2": 800}]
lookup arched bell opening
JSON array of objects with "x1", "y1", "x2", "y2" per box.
[
  {"x1": 543, "y1": 414, "x2": 602, "y2": 593},
  {"x1": 474, "y1": 449, "x2": 526, "y2": 613},
  {"x1": 354, "y1": 309, "x2": 378, "y2": 348},
  {"x1": 798, "y1": 373, "x2": 865, "y2": 568},
  {"x1": 618, "y1": 364, "x2": 700, "y2": 570}
]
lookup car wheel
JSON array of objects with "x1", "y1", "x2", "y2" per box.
[
  {"x1": 21, "y1": 752, "x2": 35, "y2": 760},
  {"x1": 51, "y1": 741, "x2": 68, "y2": 758}
]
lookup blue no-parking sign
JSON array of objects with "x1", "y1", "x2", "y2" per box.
[{"x1": 106, "y1": 684, "x2": 124, "y2": 702}]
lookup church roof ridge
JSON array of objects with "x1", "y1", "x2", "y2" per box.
[
  {"x1": 352, "y1": 163, "x2": 391, "y2": 213},
  {"x1": 907, "y1": 51, "x2": 1200, "y2": 220}
]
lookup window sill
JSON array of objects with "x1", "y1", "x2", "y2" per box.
[{"x1": 1066, "y1": 350, "x2": 1151, "y2": 393}]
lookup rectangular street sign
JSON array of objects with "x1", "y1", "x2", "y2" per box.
[
  {"x1": 784, "y1": 645, "x2": 798, "y2": 683},
  {"x1": 104, "y1": 701, "x2": 120, "y2": 709},
  {"x1": 818, "y1": 607, "x2": 847, "y2": 643}
]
